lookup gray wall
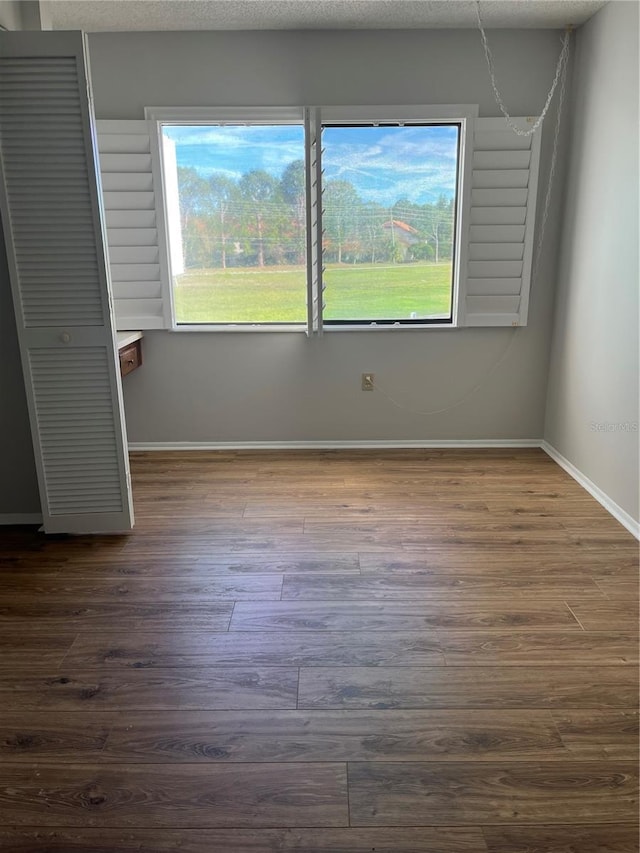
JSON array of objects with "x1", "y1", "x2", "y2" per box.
[
  {"x1": 0, "y1": 1, "x2": 23, "y2": 31},
  {"x1": 0, "y1": 224, "x2": 40, "y2": 515},
  {"x1": 88, "y1": 28, "x2": 568, "y2": 443},
  {"x1": 544, "y1": 1, "x2": 639, "y2": 523}
]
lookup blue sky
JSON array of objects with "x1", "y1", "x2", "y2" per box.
[{"x1": 163, "y1": 123, "x2": 458, "y2": 205}]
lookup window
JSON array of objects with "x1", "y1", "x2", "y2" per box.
[
  {"x1": 321, "y1": 123, "x2": 461, "y2": 325},
  {"x1": 159, "y1": 115, "x2": 307, "y2": 326},
  {"x1": 148, "y1": 106, "x2": 477, "y2": 331},
  {"x1": 104, "y1": 111, "x2": 543, "y2": 330}
]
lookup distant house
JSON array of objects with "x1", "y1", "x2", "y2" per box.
[{"x1": 382, "y1": 219, "x2": 420, "y2": 259}]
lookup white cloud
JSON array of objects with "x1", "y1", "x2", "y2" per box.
[
  {"x1": 321, "y1": 126, "x2": 459, "y2": 203},
  {"x1": 168, "y1": 123, "x2": 458, "y2": 203},
  {"x1": 166, "y1": 125, "x2": 304, "y2": 178}
]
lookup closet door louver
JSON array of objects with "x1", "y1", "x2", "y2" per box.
[
  {"x1": 463, "y1": 116, "x2": 542, "y2": 327},
  {"x1": 0, "y1": 32, "x2": 133, "y2": 533},
  {"x1": 96, "y1": 119, "x2": 166, "y2": 329}
]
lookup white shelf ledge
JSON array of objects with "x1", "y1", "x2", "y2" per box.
[{"x1": 116, "y1": 331, "x2": 143, "y2": 349}]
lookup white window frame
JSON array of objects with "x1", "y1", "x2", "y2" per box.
[
  {"x1": 147, "y1": 106, "x2": 307, "y2": 333},
  {"x1": 146, "y1": 104, "x2": 477, "y2": 333},
  {"x1": 316, "y1": 105, "x2": 477, "y2": 331}
]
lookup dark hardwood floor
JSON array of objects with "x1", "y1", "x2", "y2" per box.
[{"x1": 0, "y1": 448, "x2": 638, "y2": 852}]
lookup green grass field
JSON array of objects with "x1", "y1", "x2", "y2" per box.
[{"x1": 174, "y1": 263, "x2": 452, "y2": 324}]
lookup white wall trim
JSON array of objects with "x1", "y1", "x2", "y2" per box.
[
  {"x1": 542, "y1": 441, "x2": 640, "y2": 540},
  {"x1": 129, "y1": 439, "x2": 543, "y2": 451},
  {"x1": 0, "y1": 513, "x2": 43, "y2": 526}
]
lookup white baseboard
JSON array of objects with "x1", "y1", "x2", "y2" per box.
[
  {"x1": 0, "y1": 513, "x2": 43, "y2": 526},
  {"x1": 128, "y1": 439, "x2": 543, "y2": 451},
  {"x1": 542, "y1": 441, "x2": 640, "y2": 540}
]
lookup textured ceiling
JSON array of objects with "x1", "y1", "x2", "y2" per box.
[{"x1": 48, "y1": 0, "x2": 608, "y2": 32}]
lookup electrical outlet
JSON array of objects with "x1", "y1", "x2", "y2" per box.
[{"x1": 361, "y1": 373, "x2": 375, "y2": 391}]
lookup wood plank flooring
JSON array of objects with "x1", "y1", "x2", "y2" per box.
[{"x1": 0, "y1": 448, "x2": 638, "y2": 851}]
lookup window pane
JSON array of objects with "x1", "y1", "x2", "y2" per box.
[
  {"x1": 162, "y1": 124, "x2": 307, "y2": 324},
  {"x1": 321, "y1": 124, "x2": 460, "y2": 323}
]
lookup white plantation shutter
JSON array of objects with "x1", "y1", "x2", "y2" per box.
[
  {"x1": 462, "y1": 117, "x2": 542, "y2": 327},
  {"x1": 0, "y1": 32, "x2": 133, "y2": 533},
  {"x1": 96, "y1": 119, "x2": 167, "y2": 329}
]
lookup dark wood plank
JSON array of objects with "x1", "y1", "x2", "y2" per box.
[
  {"x1": 63, "y1": 632, "x2": 444, "y2": 668},
  {"x1": 0, "y1": 601, "x2": 234, "y2": 632},
  {"x1": 596, "y1": 579, "x2": 640, "y2": 600},
  {"x1": 552, "y1": 710, "x2": 639, "y2": 760},
  {"x1": 0, "y1": 668, "x2": 299, "y2": 711},
  {"x1": 33, "y1": 553, "x2": 360, "y2": 577},
  {"x1": 298, "y1": 666, "x2": 640, "y2": 710},
  {"x1": 0, "y1": 534, "x2": 126, "y2": 564},
  {"x1": 0, "y1": 575, "x2": 283, "y2": 601},
  {"x1": 567, "y1": 598, "x2": 639, "y2": 631},
  {"x1": 0, "y1": 827, "x2": 487, "y2": 852},
  {"x1": 282, "y1": 575, "x2": 605, "y2": 600},
  {"x1": 400, "y1": 530, "x2": 579, "y2": 548},
  {"x1": 304, "y1": 517, "x2": 571, "y2": 533},
  {"x1": 108, "y1": 537, "x2": 367, "y2": 554},
  {"x1": 119, "y1": 520, "x2": 306, "y2": 538},
  {"x1": 439, "y1": 630, "x2": 638, "y2": 665},
  {"x1": 244, "y1": 498, "x2": 491, "y2": 518},
  {"x1": 0, "y1": 763, "x2": 348, "y2": 827},
  {"x1": 101, "y1": 709, "x2": 567, "y2": 763},
  {"x1": 0, "y1": 555, "x2": 179, "y2": 577},
  {"x1": 191, "y1": 554, "x2": 362, "y2": 574},
  {"x1": 0, "y1": 714, "x2": 113, "y2": 762},
  {"x1": 359, "y1": 551, "x2": 640, "y2": 578},
  {"x1": 348, "y1": 761, "x2": 639, "y2": 826},
  {"x1": 482, "y1": 824, "x2": 639, "y2": 852},
  {"x1": 0, "y1": 633, "x2": 76, "y2": 672},
  {"x1": 230, "y1": 601, "x2": 581, "y2": 631},
  {"x1": 568, "y1": 531, "x2": 640, "y2": 546}
]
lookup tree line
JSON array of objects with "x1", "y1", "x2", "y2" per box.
[{"x1": 177, "y1": 161, "x2": 455, "y2": 270}]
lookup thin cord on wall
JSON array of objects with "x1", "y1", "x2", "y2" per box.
[
  {"x1": 475, "y1": 0, "x2": 572, "y2": 137},
  {"x1": 367, "y1": 7, "x2": 571, "y2": 419},
  {"x1": 531, "y1": 37, "x2": 570, "y2": 277},
  {"x1": 476, "y1": 0, "x2": 572, "y2": 279}
]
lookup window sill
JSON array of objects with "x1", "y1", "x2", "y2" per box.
[
  {"x1": 170, "y1": 324, "x2": 308, "y2": 333},
  {"x1": 167, "y1": 322, "x2": 458, "y2": 333},
  {"x1": 323, "y1": 322, "x2": 457, "y2": 332}
]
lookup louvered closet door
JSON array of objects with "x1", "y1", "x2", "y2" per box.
[{"x1": 0, "y1": 32, "x2": 133, "y2": 533}]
